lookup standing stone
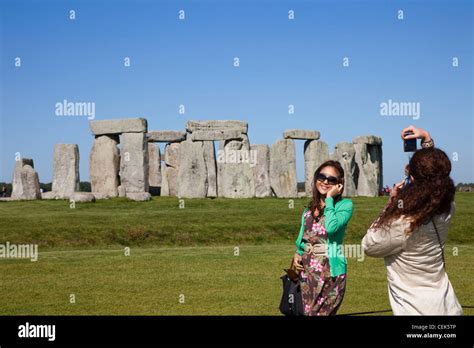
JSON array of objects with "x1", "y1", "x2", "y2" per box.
[
  {"x1": 52, "y1": 144, "x2": 80, "y2": 199},
  {"x1": 90, "y1": 135, "x2": 120, "y2": 197},
  {"x1": 161, "y1": 167, "x2": 178, "y2": 197},
  {"x1": 353, "y1": 136, "x2": 383, "y2": 197},
  {"x1": 117, "y1": 185, "x2": 126, "y2": 198},
  {"x1": 161, "y1": 143, "x2": 180, "y2": 197},
  {"x1": 148, "y1": 143, "x2": 161, "y2": 196},
  {"x1": 304, "y1": 140, "x2": 329, "y2": 197},
  {"x1": 269, "y1": 139, "x2": 297, "y2": 198},
  {"x1": 177, "y1": 140, "x2": 208, "y2": 198},
  {"x1": 203, "y1": 141, "x2": 217, "y2": 197},
  {"x1": 217, "y1": 135, "x2": 255, "y2": 198},
  {"x1": 121, "y1": 132, "x2": 149, "y2": 196},
  {"x1": 164, "y1": 142, "x2": 181, "y2": 168},
  {"x1": 331, "y1": 142, "x2": 357, "y2": 197},
  {"x1": 251, "y1": 144, "x2": 271, "y2": 198},
  {"x1": 217, "y1": 142, "x2": 224, "y2": 196},
  {"x1": 11, "y1": 158, "x2": 41, "y2": 200}
]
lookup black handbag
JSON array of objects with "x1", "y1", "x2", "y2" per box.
[{"x1": 279, "y1": 261, "x2": 304, "y2": 316}]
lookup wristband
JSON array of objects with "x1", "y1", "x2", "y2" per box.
[{"x1": 421, "y1": 138, "x2": 434, "y2": 148}]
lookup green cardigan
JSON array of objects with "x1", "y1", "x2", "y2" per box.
[{"x1": 295, "y1": 197, "x2": 353, "y2": 277}]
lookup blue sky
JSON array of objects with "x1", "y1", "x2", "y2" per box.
[{"x1": 1, "y1": 0, "x2": 472, "y2": 186}]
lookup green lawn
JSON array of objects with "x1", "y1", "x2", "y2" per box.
[{"x1": 0, "y1": 193, "x2": 472, "y2": 315}]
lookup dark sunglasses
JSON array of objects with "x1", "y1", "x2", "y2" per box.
[{"x1": 315, "y1": 173, "x2": 339, "y2": 185}]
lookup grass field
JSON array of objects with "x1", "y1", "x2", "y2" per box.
[{"x1": 0, "y1": 193, "x2": 472, "y2": 315}]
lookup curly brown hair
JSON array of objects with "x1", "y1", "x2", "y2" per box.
[
  {"x1": 307, "y1": 160, "x2": 345, "y2": 219},
  {"x1": 373, "y1": 147, "x2": 455, "y2": 234}
]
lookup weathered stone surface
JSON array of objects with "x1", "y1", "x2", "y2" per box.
[
  {"x1": 203, "y1": 141, "x2": 217, "y2": 197},
  {"x1": 90, "y1": 118, "x2": 147, "y2": 135},
  {"x1": 186, "y1": 120, "x2": 248, "y2": 134},
  {"x1": 251, "y1": 144, "x2": 271, "y2": 198},
  {"x1": 160, "y1": 142, "x2": 180, "y2": 197},
  {"x1": 160, "y1": 167, "x2": 178, "y2": 197},
  {"x1": 70, "y1": 192, "x2": 96, "y2": 202},
  {"x1": 269, "y1": 139, "x2": 297, "y2": 198},
  {"x1": 164, "y1": 143, "x2": 180, "y2": 168},
  {"x1": 190, "y1": 129, "x2": 244, "y2": 141},
  {"x1": 177, "y1": 140, "x2": 208, "y2": 198},
  {"x1": 331, "y1": 142, "x2": 357, "y2": 197},
  {"x1": 92, "y1": 192, "x2": 110, "y2": 200},
  {"x1": 148, "y1": 143, "x2": 162, "y2": 195},
  {"x1": 117, "y1": 185, "x2": 126, "y2": 198},
  {"x1": 52, "y1": 144, "x2": 80, "y2": 199},
  {"x1": 304, "y1": 140, "x2": 329, "y2": 197},
  {"x1": 147, "y1": 131, "x2": 186, "y2": 143},
  {"x1": 216, "y1": 142, "x2": 225, "y2": 196},
  {"x1": 126, "y1": 192, "x2": 151, "y2": 201},
  {"x1": 284, "y1": 129, "x2": 320, "y2": 140},
  {"x1": 120, "y1": 132, "x2": 149, "y2": 194},
  {"x1": 0, "y1": 197, "x2": 14, "y2": 201},
  {"x1": 353, "y1": 135, "x2": 383, "y2": 197},
  {"x1": 353, "y1": 135, "x2": 382, "y2": 145},
  {"x1": 41, "y1": 191, "x2": 57, "y2": 200},
  {"x1": 217, "y1": 136, "x2": 256, "y2": 198},
  {"x1": 90, "y1": 135, "x2": 120, "y2": 197},
  {"x1": 11, "y1": 159, "x2": 41, "y2": 200}
]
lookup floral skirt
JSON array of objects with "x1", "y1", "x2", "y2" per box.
[{"x1": 299, "y1": 253, "x2": 346, "y2": 316}]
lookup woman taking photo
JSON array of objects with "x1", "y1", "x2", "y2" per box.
[
  {"x1": 293, "y1": 160, "x2": 353, "y2": 316},
  {"x1": 362, "y1": 126, "x2": 462, "y2": 315}
]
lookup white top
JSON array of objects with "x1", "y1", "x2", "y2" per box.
[{"x1": 362, "y1": 202, "x2": 462, "y2": 315}]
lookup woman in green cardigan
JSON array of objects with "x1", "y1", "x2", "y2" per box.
[{"x1": 293, "y1": 160, "x2": 353, "y2": 315}]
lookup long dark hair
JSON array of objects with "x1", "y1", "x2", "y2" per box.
[
  {"x1": 372, "y1": 147, "x2": 455, "y2": 234},
  {"x1": 307, "y1": 160, "x2": 345, "y2": 219}
]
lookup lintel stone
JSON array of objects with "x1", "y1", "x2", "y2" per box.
[
  {"x1": 90, "y1": 118, "x2": 147, "y2": 135},
  {"x1": 186, "y1": 120, "x2": 248, "y2": 134},
  {"x1": 283, "y1": 129, "x2": 320, "y2": 140},
  {"x1": 147, "y1": 131, "x2": 186, "y2": 143}
]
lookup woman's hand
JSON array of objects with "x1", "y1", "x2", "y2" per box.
[
  {"x1": 327, "y1": 183, "x2": 343, "y2": 198},
  {"x1": 401, "y1": 125, "x2": 431, "y2": 143},
  {"x1": 390, "y1": 179, "x2": 406, "y2": 200},
  {"x1": 293, "y1": 253, "x2": 304, "y2": 271}
]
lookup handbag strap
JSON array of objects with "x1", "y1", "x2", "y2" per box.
[{"x1": 431, "y1": 218, "x2": 445, "y2": 270}]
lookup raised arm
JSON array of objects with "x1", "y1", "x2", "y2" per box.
[
  {"x1": 362, "y1": 217, "x2": 409, "y2": 258},
  {"x1": 401, "y1": 125, "x2": 434, "y2": 148},
  {"x1": 324, "y1": 198, "x2": 353, "y2": 235}
]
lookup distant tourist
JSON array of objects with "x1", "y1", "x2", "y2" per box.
[
  {"x1": 293, "y1": 160, "x2": 353, "y2": 315},
  {"x1": 362, "y1": 126, "x2": 462, "y2": 315},
  {"x1": 1, "y1": 185, "x2": 6, "y2": 197}
]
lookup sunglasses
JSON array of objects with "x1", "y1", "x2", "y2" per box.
[{"x1": 315, "y1": 173, "x2": 339, "y2": 185}]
